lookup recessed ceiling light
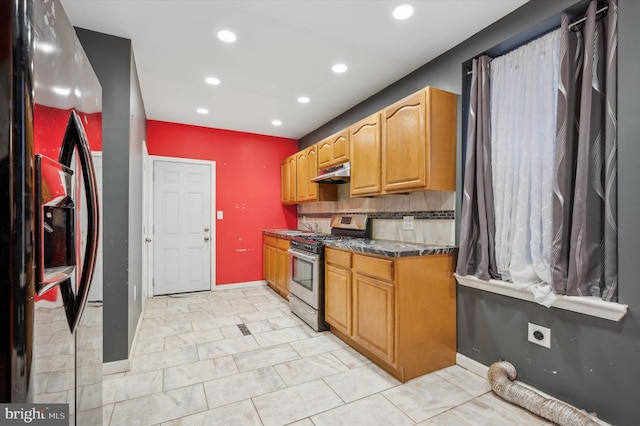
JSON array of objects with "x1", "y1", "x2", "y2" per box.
[
  {"x1": 393, "y1": 4, "x2": 414, "y2": 20},
  {"x1": 205, "y1": 77, "x2": 220, "y2": 85},
  {"x1": 197, "y1": 108, "x2": 209, "y2": 114},
  {"x1": 332, "y1": 63, "x2": 348, "y2": 73},
  {"x1": 52, "y1": 87, "x2": 71, "y2": 96},
  {"x1": 217, "y1": 29, "x2": 236, "y2": 43},
  {"x1": 272, "y1": 120, "x2": 282, "y2": 126},
  {"x1": 297, "y1": 96, "x2": 310, "y2": 104}
]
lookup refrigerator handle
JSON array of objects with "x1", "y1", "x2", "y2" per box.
[{"x1": 59, "y1": 110, "x2": 100, "y2": 332}]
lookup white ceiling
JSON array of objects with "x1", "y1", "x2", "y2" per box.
[{"x1": 60, "y1": 0, "x2": 527, "y2": 139}]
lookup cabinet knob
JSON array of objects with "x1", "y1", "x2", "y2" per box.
[{"x1": 204, "y1": 236, "x2": 210, "y2": 241}]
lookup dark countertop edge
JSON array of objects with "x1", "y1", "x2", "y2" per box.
[
  {"x1": 263, "y1": 229, "x2": 305, "y2": 240},
  {"x1": 323, "y1": 240, "x2": 458, "y2": 258}
]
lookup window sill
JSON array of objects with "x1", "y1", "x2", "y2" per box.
[{"x1": 455, "y1": 274, "x2": 627, "y2": 322}]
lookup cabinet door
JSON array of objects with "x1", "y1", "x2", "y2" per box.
[
  {"x1": 306, "y1": 145, "x2": 318, "y2": 200},
  {"x1": 263, "y1": 244, "x2": 277, "y2": 286},
  {"x1": 331, "y1": 130, "x2": 349, "y2": 166},
  {"x1": 317, "y1": 139, "x2": 333, "y2": 169},
  {"x1": 287, "y1": 156, "x2": 297, "y2": 203},
  {"x1": 325, "y1": 264, "x2": 352, "y2": 335},
  {"x1": 350, "y1": 114, "x2": 381, "y2": 196},
  {"x1": 352, "y1": 273, "x2": 395, "y2": 364},
  {"x1": 382, "y1": 91, "x2": 426, "y2": 192},
  {"x1": 281, "y1": 159, "x2": 289, "y2": 204},
  {"x1": 276, "y1": 244, "x2": 291, "y2": 297},
  {"x1": 296, "y1": 150, "x2": 308, "y2": 201},
  {"x1": 424, "y1": 87, "x2": 457, "y2": 190}
]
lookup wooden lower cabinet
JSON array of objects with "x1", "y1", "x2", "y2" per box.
[
  {"x1": 263, "y1": 235, "x2": 290, "y2": 299},
  {"x1": 276, "y1": 239, "x2": 290, "y2": 297},
  {"x1": 325, "y1": 264, "x2": 352, "y2": 336},
  {"x1": 263, "y1": 235, "x2": 277, "y2": 286},
  {"x1": 352, "y1": 273, "x2": 394, "y2": 365},
  {"x1": 325, "y1": 247, "x2": 456, "y2": 382}
]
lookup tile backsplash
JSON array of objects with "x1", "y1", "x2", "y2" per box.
[{"x1": 297, "y1": 185, "x2": 456, "y2": 246}]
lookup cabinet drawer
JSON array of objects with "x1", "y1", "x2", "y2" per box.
[
  {"x1": 353, "y1": 254, "x2": 393, "y2": 281},
  {"x1": 277, "y1": 238, "x2": 291, "y2": 250},
  {"x1": 326, "y1": 248, "x2": 351, "y2": 268},
  {"x1": 264, "y1": 235, "x2": 278, "y2": 247}
]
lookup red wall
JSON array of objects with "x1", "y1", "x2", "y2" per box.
[
  {"x1": 146, "y1": 120, "x2": 298, "y2": 285},
  {"x1": 34, "y1": 104, "x2": 102, "y2": 156}
]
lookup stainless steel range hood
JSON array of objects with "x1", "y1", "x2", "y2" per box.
[{"x1": 311, "y1": 162, "x2": 350, "y2": 184}]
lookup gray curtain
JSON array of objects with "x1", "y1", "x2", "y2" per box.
[
  {"x1": 551, "y1": 0, "x2": 618, "y2": 301},
  {"x1": 456, "y1": 56, "x2": 499, "y2": 280}
]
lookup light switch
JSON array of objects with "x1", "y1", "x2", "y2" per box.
[{"x1": 217, "y1": 211, "x2": 223, "y2": 220}]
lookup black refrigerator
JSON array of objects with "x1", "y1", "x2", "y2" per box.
[{"x1": 1, "y1": 0, "x2": 103, "y2": 424}]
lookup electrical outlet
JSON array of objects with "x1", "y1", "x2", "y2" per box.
[
  {"x1": 528, "y1": 322, "x2": 551, "y2": 348},
  {"x1": 403, "y1": 216, "x2": 414, "y2": 230}
]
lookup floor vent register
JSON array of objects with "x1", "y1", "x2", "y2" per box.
[{"x1": 237, "y1": 324, "x2": 252, "y2": 335}]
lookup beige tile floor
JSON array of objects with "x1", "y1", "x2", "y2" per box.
[{"x1": 102, "y1": 286, "x2": 553, "y2": 426}]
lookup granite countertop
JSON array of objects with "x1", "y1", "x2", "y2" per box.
[
  {"x1": 323, "y1": 238, "x2": 457, "y2": 258},
  {"x1": 263, "y1": 229, "x2": 457, "y2": 257},
  {"x1": 263, "y1": 229, "x2": 308, "y2": 239}
]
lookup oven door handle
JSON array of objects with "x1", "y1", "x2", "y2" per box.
[{"x1": 287, "y1": 249, "x2": 319, "y2": 262}]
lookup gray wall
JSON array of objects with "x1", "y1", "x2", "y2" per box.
[
  {"x1": 76, "y1": 28, "x2": 146, "y2": 363},
  {"x1": 127, "y1": 49, "x2": 146, "y2": 350},
  {"x1": 300, "y1": 1, "x2": 639, "y2": 424}
]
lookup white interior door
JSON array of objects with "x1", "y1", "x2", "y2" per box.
[{"x1": 153, "y1": 160, "x2": 212, "y2": 295}]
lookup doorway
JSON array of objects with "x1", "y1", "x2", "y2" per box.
[{"x1": 150, "y1": 157, "x2": 215, "y2": 296}]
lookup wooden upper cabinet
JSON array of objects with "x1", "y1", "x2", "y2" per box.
[
  {"x1": 285, "y1": 145, "x2": 336, "y2": 204},
  {"x1": 287, "y1": 155, "x2": 297, "y2": 203},
  {"x1": 306, "y1": 145, "x2": 318, "y2": 200},
  {"x1": 332, "y1": 131, "x2": 349, "y2": 165},
  {"x1": 280, "y1": 158, "x2": 289, "y2": 204},
  {"x1": 349, "y1": 113, "x2": 382, "y2": 197},
  {"x1": 283, "y1": 86, "x2": 454, "y2": 204},
  {"x1": 281, "y1": 154, "x2": 297, "y2": 204},
  {"x1": 318, "y1": 129, "x2": 349, "y2": 169},
  {"x1": 317, "y1": 139, "x2": 332, "y2": 169},
  {"x1": 382, "y1": 91, "x2": 426, "y2": 192},
  {"x1": 382, "y1": 87, "x2": 456, "y2": 193},
  {"x1": 296, "y1": 150, "x2": 308, "y2": 202},
  {"x1": 296, "y1": 145, "x2": 337, "y2": 203}
]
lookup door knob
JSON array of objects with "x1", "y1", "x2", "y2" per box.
[{"x1": 204, "y1": 236, "x2": 210, "y2": 241}]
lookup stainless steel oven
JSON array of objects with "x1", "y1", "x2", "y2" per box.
[
  {"x1": 288, "y1": 239, "x2": 328, "y2": 332},
  {"x1": 287, "y1": 214, "x2": 370, "y2": 332},
  {"x1": 289, "y1": 248, "x2": 321, "y2": 308}
]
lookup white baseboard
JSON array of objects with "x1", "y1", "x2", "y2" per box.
[
  {"x1": 102, "y1": 303, "x2": 146, "y2": 376},
  {"x1": 213, "y1": 280, "x2": 267, "y2": 290},
  {"x1": 456, "y1": 353, "x2": 489, "y2": 379},
  {"x1": 103, "y1": 358, "x2": 130, "y2": 375}
]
